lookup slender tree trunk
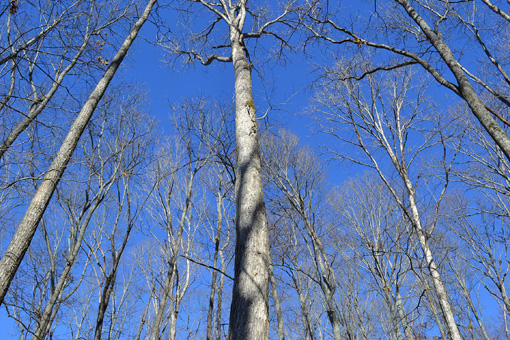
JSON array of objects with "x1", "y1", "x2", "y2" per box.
[
  {"x1": 395, "y1": 290, "x2": 413, "y2": 340},
  {"x1": 291, "y1": 266, "x2": 315, "y2": 340},
  {"x1": 402, "y1": 174, "x2": 462, "y2": 340},
  {"x1": 93, "y1": 230, "x2": 133, "y2": 340},
  {"x1": 301, "y1": 215, "x2": 342, "y2": 340},
  {"x1": 458, "y1": 277, "x2": 491, "y2": 340},
  {"x1": 269, "y1": 254, "x2": 285, "y2": 340},
  {"x1": 372, "y1": 253, "x2": 412, "y2": 340},
  {"x1": 216, "y1": 246, "x2": 226, "y2": 340},
  {"x1": 207, "y1": 190, "x2": 222, "y2": 340},
  {"x1": 0, "y1": 0, "x2": 157, "y2": 305},
  {"x1": 150, "y1": 261, "x2": 176, "y2": 340},
  {"x1": 420, "y1": 277, "x2": 449, "y2": 340},
  {"x1": 207, "y1": 246, "x2": 219, "y2": 340},
  {"x1": 228, "y1": 27, "x2": 270, "y2": 340},
  {"x1": 150, "y1": 170, "x2": 194, "y2": 340},
  {"x1": 135, "y1": 289, "x2": 152, "y2": 340}
]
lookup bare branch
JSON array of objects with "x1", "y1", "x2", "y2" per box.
[{"x1": 173, "y1": 48, "x2": 232, "y2": 65}]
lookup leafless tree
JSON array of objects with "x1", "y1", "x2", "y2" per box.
[
  {"x1": 312, "y1": 64, "x2": 463, "y2": 339},
  {"x1": 161, "y1": 2, "x2": 303, "y2": 337},
  {"x1": 332, "y1": 175, "x2": 421, "y2": 340},
  {"x1": 0, "y1": 0, "x2": 157, "y2": 305},
  {"x1": 305, "y1": 0, "x2": 510, "y2": 161},
  {"x1": 2, "y1": 83, "x2": 154, "y2": 340},
  {"x1": 0, "y1": 0, "x2": 139, "y2": 159}
]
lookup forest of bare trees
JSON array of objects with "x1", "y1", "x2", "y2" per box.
[{"x1": 1, "y1": 0, "x2": 509, "y2": 339}]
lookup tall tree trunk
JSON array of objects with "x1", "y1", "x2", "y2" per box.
[
  {"x1": 228, "y1": 27, "x2": 270, "y2": 340},
  {"x1": 0, "y1": 0, "x2": 157, "y2": 305}
]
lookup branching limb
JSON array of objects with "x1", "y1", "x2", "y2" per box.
[
  {"x1": 173, "y1": 48, "x2": 232, "y2": 65},
  {"x1": 193, "y1": 0, "x2": 231, "y2": 23},
  {"x1": 305, "y1": 19, "x2": 460, "y2": 95}
]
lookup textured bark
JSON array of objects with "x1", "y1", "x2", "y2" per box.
[
  {"x1": 228, "y1": 26, "x2": 270, "y2": 340},
  {"x1": 0, "y1": 0, "x2": 157, "y2": 306}
]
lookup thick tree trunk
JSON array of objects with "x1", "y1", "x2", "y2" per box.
[
  {"x1": 228, "y1": 30, "x2": 270, "y2": 340},
  {"x1": 0, "y1": 0, "x2": 157, "y2": 306}
]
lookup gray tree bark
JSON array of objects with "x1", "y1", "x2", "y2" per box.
[
  {"x1": 0, "y1": 0, "x2": 157, "y2": 306},
  {"x1": 228, "y1": 27, "x2": 270, "y2": 340},
  {"x1": 227, "y1": 5, "x2": 270, "y2": 339}
]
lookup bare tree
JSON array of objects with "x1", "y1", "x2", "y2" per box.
[
  {"x1": 1, "y1": 83, "x2": 154, "y2": 340},
  {"x1": 305, "y1": 0, "x2": 510, "y2": 161},
  {"x1": 263, "y1": 130, "x2": 344, "y2": 340},
  {"x1": 0, "y1": 0, "x2": 134, "y2": 159},
  {"x1": 161, "y1": 2, "x2": 302, "y2": 338},
  {"x1": 313, "y1": 65, "x2": 463, "y2": 339},
  {"x1": 0, "y1": 0, "x2": 157, "y2": 305},
  {"x1": 332, "y1": 175, "x2": 420, "y2": 340}
]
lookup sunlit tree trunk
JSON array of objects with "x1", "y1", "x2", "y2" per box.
[{"x1": 228, "y1": 23, "x2": 270, "y2": 340}]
